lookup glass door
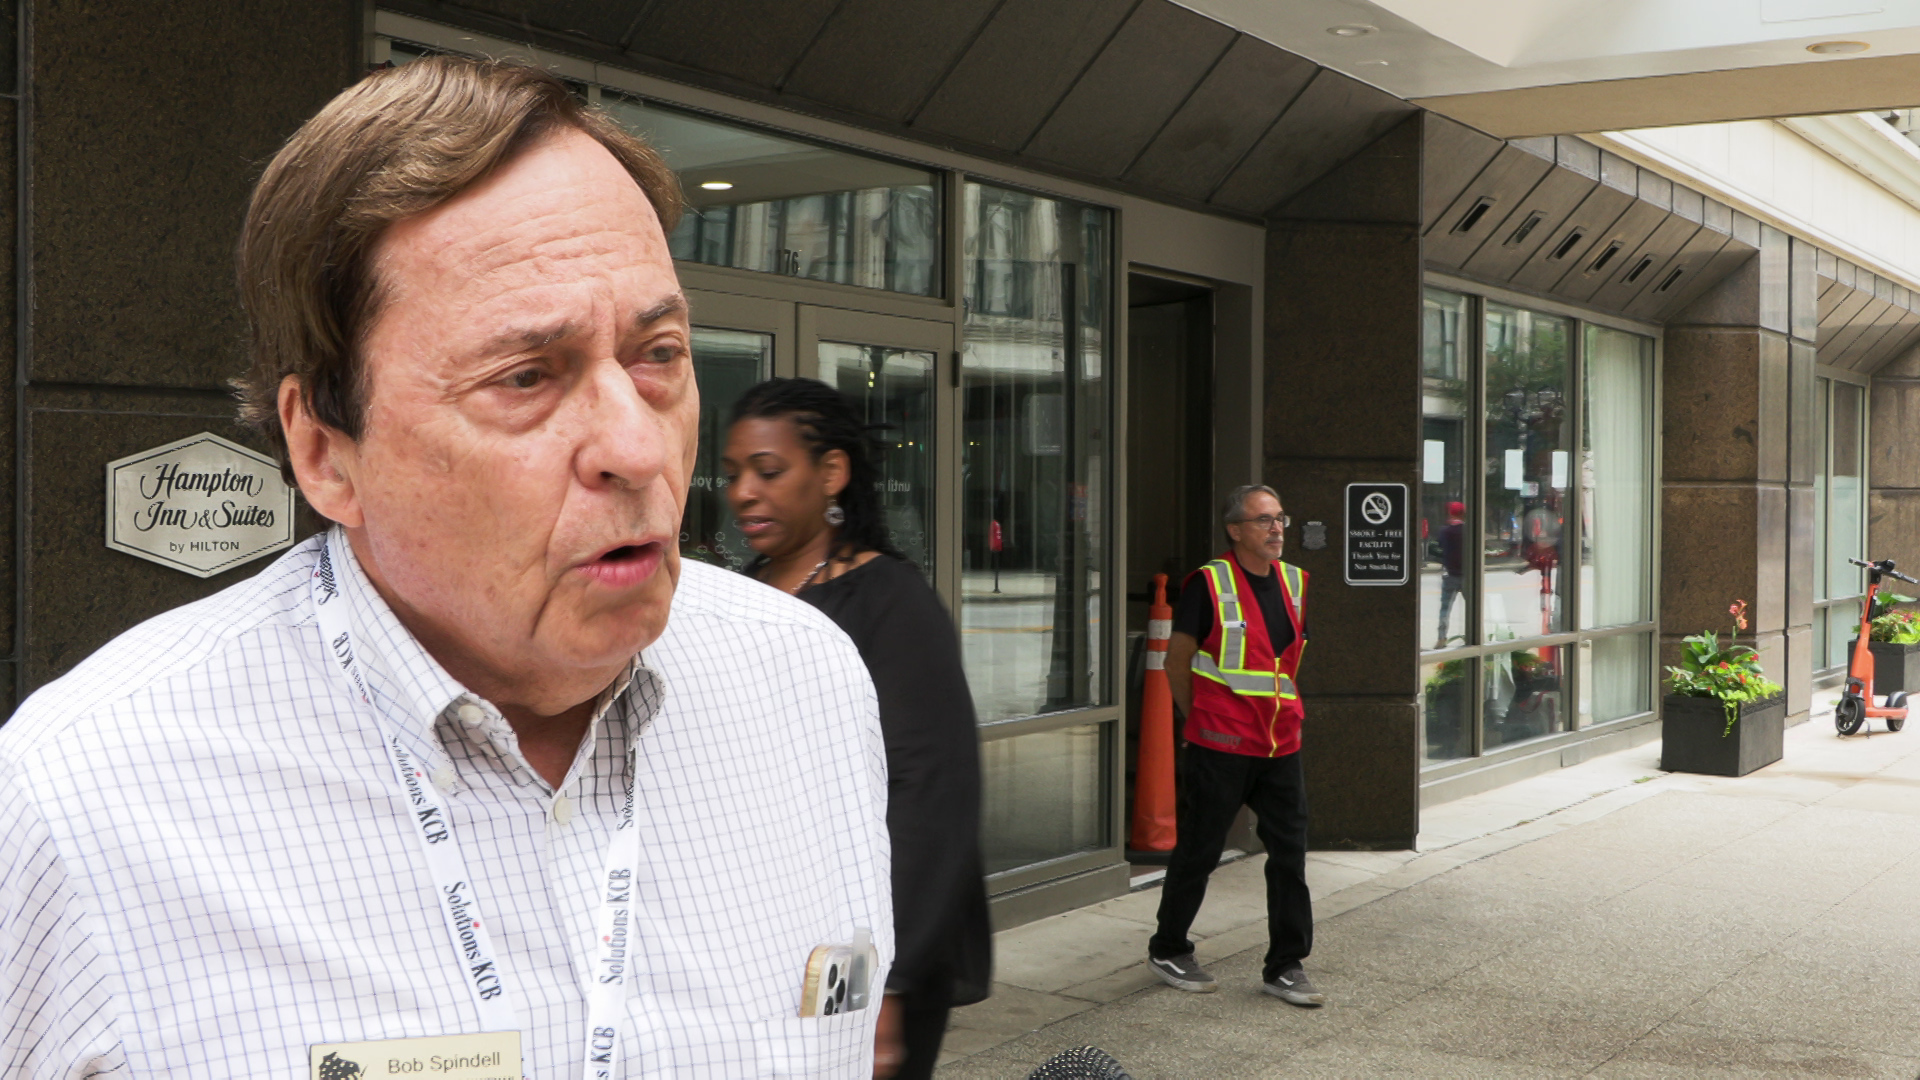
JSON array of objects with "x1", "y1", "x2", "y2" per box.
[
  {"x1": 683, "y1": 289, "x2": 793, "y2": 571},
  {"x1": 800, "y1": 305, "x2": 957, "y2": 606}
]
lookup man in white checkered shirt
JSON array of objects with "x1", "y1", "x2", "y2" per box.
[{"x1": 0, "y1": 56, "x2": 893, "y2": 1079}]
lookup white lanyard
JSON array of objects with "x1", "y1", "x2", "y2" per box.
[{"x1": 310, "y1": 533, "x2": 644, "y2": 1080}]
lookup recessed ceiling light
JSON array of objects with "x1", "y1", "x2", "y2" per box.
[
  {"x1": 700, "y1": 180, "x2": 734, "y2": 190},
  {"x1": 1807, "y1": 40, "x2": 1868, "y2": 54},
  {"x1": 1327, "y1": 24, "x2": 1376, "y2": 37}
]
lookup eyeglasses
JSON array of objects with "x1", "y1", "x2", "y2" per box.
[{"x1": 1232, "y1": 514, "x2": 1290, "y2": 531}]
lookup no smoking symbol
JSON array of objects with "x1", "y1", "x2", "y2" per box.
[{"x1": 1360, "y1": 492, "x2": 1392, "y2": 525}]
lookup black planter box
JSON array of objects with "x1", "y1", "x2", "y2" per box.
[
  {"x1": 1844, "y1": 639, "x2": 1920, "y2": 695},
  {"x1": 1661, "y1": 693, "x2": 1786, "y2": 777}
]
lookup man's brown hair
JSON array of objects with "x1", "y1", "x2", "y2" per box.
[{"x1": 235, "y1": 54, "x2": 684, "y2": 480}]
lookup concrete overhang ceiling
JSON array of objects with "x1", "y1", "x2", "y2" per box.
[
  {"x1": 1178, "y1": 0, "x2": 1920, "y2": 136},
  {"x1": 384, "y1": 0, "x2": 1421, "y2": 220}
]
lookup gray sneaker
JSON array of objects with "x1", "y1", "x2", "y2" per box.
[
  {"x1": 1147, "y1": 953, "x2": 1217, "y2": 993},
  {"x1": 1262, "y1": 966, "x2": 1325, "y2": 1007}
]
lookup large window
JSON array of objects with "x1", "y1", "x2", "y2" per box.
[
  {"x1": 961, "y1": 181, "x2": 1113, "y2": 873},
  {"x1": 960, "y1": 182, "x2": 1111, "y2": 724},
  {"x1": 603, "y1": 98, "x2": 942, "y2": 297},
  {"x1": 1420, "y1": 288, "x2": 1658, "y2": 766},
  {"x1": 1814, "y1": 376, "x2": 1869, "y2": 670},
  {"x1": 388, "y1": 40, "x2": 942, "y2": 299}
]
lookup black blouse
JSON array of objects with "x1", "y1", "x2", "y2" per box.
[{"x1": 795, "y1": 555, "x2": 992, "y2": 1006}]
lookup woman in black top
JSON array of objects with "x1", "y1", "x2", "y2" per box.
[{"x1": 722, "y1": 378, "x2": 990, "y2": 1079}]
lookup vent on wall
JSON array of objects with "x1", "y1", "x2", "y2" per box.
[
  {"x1": 1622, "y1": 255, "x2": 1656, "y2": 284},
  {"x1": 1549, "y1": 229, "x2": 1585, "y2": 260},
  {"x1": 1452, "y1": 197, "x2": 1495, "y2": 235},
  {"x1": 1587, "y1": 241, "x2": 1623, "y2": 274},
  {"x1": 1656, "y1": 268, "x2": 1685, "y2": 293},
  {"x1": 1504, "y1": 211, "x2": 1546, "y2": 248}
]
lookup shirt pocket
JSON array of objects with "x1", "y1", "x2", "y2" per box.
[{"x1": 751, "y1": 1011, "x2": 871, "y2": 1077}]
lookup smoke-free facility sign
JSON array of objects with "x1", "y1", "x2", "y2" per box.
[
  {"x1": 106, "y1": 432, "x2": 296, "y2": 578},
  {"x1": 1345, "y1": 482, "x2": 1409, "y2": 586}
]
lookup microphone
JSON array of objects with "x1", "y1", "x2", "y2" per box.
[{"x1": 1024, "y1": 1046, "x2": 1133, "y2": 1080}]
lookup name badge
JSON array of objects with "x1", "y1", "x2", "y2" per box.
[{"x1": 311, "y1": 1032, "x2": 522, "y2": 1079}]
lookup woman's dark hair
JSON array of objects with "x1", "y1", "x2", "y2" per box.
[{"x1": 729, "y1": 377, "x2": 905, "y2": 563}]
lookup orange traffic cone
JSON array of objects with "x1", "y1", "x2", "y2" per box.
[{"x1": 1130, "y1": 574, "x2": 1178, "y2": 853}]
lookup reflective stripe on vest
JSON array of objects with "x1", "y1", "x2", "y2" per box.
[{"x1": 1189, "y1": 559, "x2": 1301, "y2": 699}]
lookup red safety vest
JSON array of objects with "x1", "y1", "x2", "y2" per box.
[{"x1": 1183, "y1": 553, "x2": 1308, "y2": 758}]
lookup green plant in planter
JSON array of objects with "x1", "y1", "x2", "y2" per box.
[
  {"x1": 1665, "y1": 599, "x2": 1783, "y2": 736},
  {"x1": 1424, "y1": 659, "x2": 1467, "y2": 698},
  {"x1": 1869, "y1": 592, "x2": 1920, "y2": 644}
]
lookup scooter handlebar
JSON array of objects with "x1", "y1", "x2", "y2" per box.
[{"x1": 1847, "y1": 557, "x2": 1920, "y2": 584}]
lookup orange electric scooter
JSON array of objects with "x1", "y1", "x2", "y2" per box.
[{"x1": 1835, "y1": 557, "x2": 1919, "y2": 736}]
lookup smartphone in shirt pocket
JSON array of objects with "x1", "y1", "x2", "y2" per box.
[{"x1": 797, "y1": 928, "x2": 875, "y2": 1017}]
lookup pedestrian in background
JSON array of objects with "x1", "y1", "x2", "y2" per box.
[
  {"x1": 724, "y1": 377, "x2": 992, "y2": 1079},
  {"x1": 1149, "y1": 484, "x2": 1322, "y2": 1006},
  {"x1": 1436, "y1": 499, "x2": 1466, "y2": 649}
]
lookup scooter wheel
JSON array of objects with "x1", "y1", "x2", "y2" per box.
[
  {"x1": 1837, "y1": 694, "x2": 1866, "y2": 735},
  {"x1": 1889, "y1": 694, "x2": 1908, "y2": 732}
]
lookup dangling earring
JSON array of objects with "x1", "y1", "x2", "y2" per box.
[{"x1": 824, "y1": 498, "x2": 846, "y2": 527}]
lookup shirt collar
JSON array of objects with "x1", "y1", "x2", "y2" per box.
[
  {"x1": 327, "y1": 526, "x2": 472, "y2": 755},
  {"x1": 322, "y1": 526, "x2": 656, "y2": 786}
]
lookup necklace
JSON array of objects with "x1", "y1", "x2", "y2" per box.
[{"x1": 793, "y1": 557, "x2": 830, "y2": 593}]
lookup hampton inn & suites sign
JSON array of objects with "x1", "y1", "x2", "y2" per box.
[{"x1": 105, "y1": 432, "x2": 296, "y2": 578}]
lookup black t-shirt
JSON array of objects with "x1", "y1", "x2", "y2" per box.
[
  {"x1": 1173, "y1": 559, "x2": 1302, "y2": 655},
  {"x1": 790, "y1": 555, "x2": 991, "y2": 1008}
]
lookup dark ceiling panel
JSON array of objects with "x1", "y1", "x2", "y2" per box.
[
  {"x1": 452, "y1": 0, "x2": 645, "y2": 45},
  {"x1": 1652, "y1": 233, "x2": 1756, "y2": 322},
  {"x1": 1420, "y1": 115, "x2": 1502, "y2": 232},
  {"x1": 1124, "y1": 35, "x2": 1316, "y2": 200},
  {"x1": 1423, "y1": 142, "x2": 1554, "y2": 268},
  {"x1": 1272, "y1": 112, "x2": 1421, "y2": 223},
  {"x1": 1622, "y1": 224, "x2": 1728, "y2": 321},
  {"x1": 1024, "y1": 1, "x2": 1237, "y2": 177},
  {"x1": 1853, "y1": 310, "x2": 1920, "y2": 372},
  {"x1": 910, "y1": 0, "x2": 1135, "y2": 152},
  {"x1": 1818, "y1": 284, "x2": 1874, "y2": 351},
  {"x1": 781, "y1": 0, "x2": 1003, "y2": 123},
  {"x1": 1836, "y1": 299, "x2": 1913, "y2": 370},
  {"x1": 623, "y1": 0, "x2": 843, "y2": 86},
  {"x1": 1551, "y1": 199, "x2": 1668, "y2": 302},
  {"x1": 1822, "y1": 293, "x2": 1894, "y2": 364},
  {"x1": 1209, "y1": 69, "x2": 1417, "y2": 214},
  {"x1": 1589, "y1": 213, "x2": 1698, "y2": 313},
  {"x1": 1508, "y1": 178, "x2": 1632, "y2": 293},
  {"x1": 1458, "y1": 166, "x2": 1597, "y2": 280}
]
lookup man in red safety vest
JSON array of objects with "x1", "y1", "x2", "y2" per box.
[{"x1": 1147, "y1": 483, "x2": 1322, "y2": 1007}]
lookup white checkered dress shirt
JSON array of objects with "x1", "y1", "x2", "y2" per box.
[{"x1": 0, "y1": 528, "x2": 892, "y2": 1077}]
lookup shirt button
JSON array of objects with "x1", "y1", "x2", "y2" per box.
[
  {"x1": 457, "y1": 704, "x2": 486, "y2": 726},
  {"x1": 551, "y1": 794, "x2": 574, "y2": 827},
  {"x1": 431, "y1": 766, "x2": 458, "y2": 794}
]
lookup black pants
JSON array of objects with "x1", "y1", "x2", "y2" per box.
[
  {"x1": 891, "y1": 995, "x2": 950, "y2": 1080},
  {"x1": 1148, "y1": 744, "x2": 1311, "y2": 982}
]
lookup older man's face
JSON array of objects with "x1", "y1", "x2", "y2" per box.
[{"x1": 345, "y1": 128, "x2": 695, "y2": 695}]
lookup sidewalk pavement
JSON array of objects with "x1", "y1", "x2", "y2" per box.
[{"x1": 938, "y1": 689, "x2": 1920, "y2": 1077}]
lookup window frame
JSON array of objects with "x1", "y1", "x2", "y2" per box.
[
  {"x1": 1419, "y1": 274, "x2": 1663, "y2": 775},
  {"x1": 1813, "y1": 365, "x2": 1873, "y2": 675}
]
